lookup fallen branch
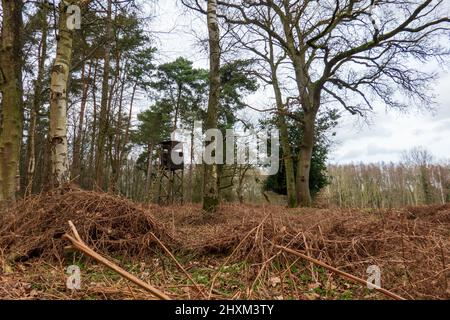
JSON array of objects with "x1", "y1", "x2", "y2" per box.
[
  {"x1": 276, "y1": 245, "x2": 406, "y2": 301},
  {"x1": 63, "y1": 221, "x2": 171, "y2": 300}
]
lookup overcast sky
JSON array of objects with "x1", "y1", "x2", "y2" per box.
[{"x1": 147, "y1": 1, "x2": 450, "y2": 164}]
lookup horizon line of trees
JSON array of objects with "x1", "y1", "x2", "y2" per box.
[{"x1": 323, "y1": 148, "x2": 450, "y2": 209}]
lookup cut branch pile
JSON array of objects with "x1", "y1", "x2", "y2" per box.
[{"x1": 0, "y1": 186, "x2": 176, "y2": 261}]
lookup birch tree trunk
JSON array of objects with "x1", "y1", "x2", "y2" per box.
[
  {"x1": 202, "y1": 0, "x2": 221, "y2": 213},
  {"x1": 188, "y1": 126, "x2": 195, "y2": 202},
  {"x1": 49, "y1": 1, "x2": 78, "y2": 189},
  {"x1": 0, "y1": 0, "x2": 24, "y2": 202}
]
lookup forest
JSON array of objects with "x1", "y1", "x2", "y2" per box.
[{"x1": 0, "y1": 0, "x2": 449, "y2": 303}]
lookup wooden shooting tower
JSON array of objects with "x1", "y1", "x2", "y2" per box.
[{"x1": 157, "y1": 140, "x2": 185, "y2": 205}]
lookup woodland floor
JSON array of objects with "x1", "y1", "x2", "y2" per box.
[{"x1": 0, "y1": 187, "x2": 448, "y2": 300}]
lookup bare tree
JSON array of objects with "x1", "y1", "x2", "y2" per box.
[
  {"x1": 198, "y1": 0, "x2": 450, "y2": 207},
  {"x1": 224, "y1": 8, "x2": 299, "y2": 207}
]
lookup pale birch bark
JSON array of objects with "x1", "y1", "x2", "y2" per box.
[
  {"x1": 49, "y1": 0, "x2": 92, "y2": 188},
  {"x1": 202, "y1": 0, "x2": 221, "y2": 212},
  {"x1": 49, "y1": 1, "x2": 77, "y2": 188}
]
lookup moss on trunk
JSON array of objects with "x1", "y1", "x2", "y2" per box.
[{"x1": 0, "y1": 0, "x2": 24, "y2": 202}]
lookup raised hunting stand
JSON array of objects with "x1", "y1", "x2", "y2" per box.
[{"x1": 157, "y1": 140, "x2": 184, "y2": 205}]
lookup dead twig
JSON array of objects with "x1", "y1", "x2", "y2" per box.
[{"x1": 276, "y1": 244, "x2": 406, "y2": 301}]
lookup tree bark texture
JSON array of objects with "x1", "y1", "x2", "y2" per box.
[
  {"x1": 202, "y1": 0, "x2": 221, "y2": 213},
  {"x1": 0, "y1": 0, "x2": 24, "y2": 202}
]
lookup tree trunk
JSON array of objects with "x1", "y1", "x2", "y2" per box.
[
  {"x1": 122, "y1": 83, "x2": 137, "y2": 151},
  {"x1": 72, "y1": 61, "x2": 92, "y2": 182},
  {"x1": 49, "y1": 1, "x2": 79, "y2": 189},
  {"x1": 95, "y1": 0, "x2": 113, "y2": 189},
  {"x1": 236, "y1": 165, "x2": 249, "y2": 204},
  {"x1": 278, "y1": 114, "x2": 297, "y2": 208},
  {"x1": 276, "y1": 114, "x2": 297, "y2": 207},
  {"x1": 0, "y1": 0, "x2": 24, "y2": 202},
  {"x1": 87, "y1": 58, "x2": 99, "y2": 188},
  {"x1": 188, "y1": 126, "x2": 194, "y2": 202},
  {"x1": 109, "y1": 74, "x2": 125, "y2": 194},
  {"x1": 145, "y1": 143, "x2": 154, "y2": 202},
  {"x1": 26, "y1": 2, "x2": 48, "y2": 196},
  {"x1": 296, "y1": 110, "x2": 316, "y2": 207},
  {"x1": 267, "y1": 34, "x2": 297, "y2": 208},
  {"x1": 202, "y1": 0, "x2": 221, "y2": 213},
  {"x1": 282, "y1": 19, "x2": 317, "y2": 207},
  {"x1": 113, "y1": 81, "x2": 136, "y2": 192},
  {"x1": 173, "y1": 84, "x2": 182, "y2": 131}
]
